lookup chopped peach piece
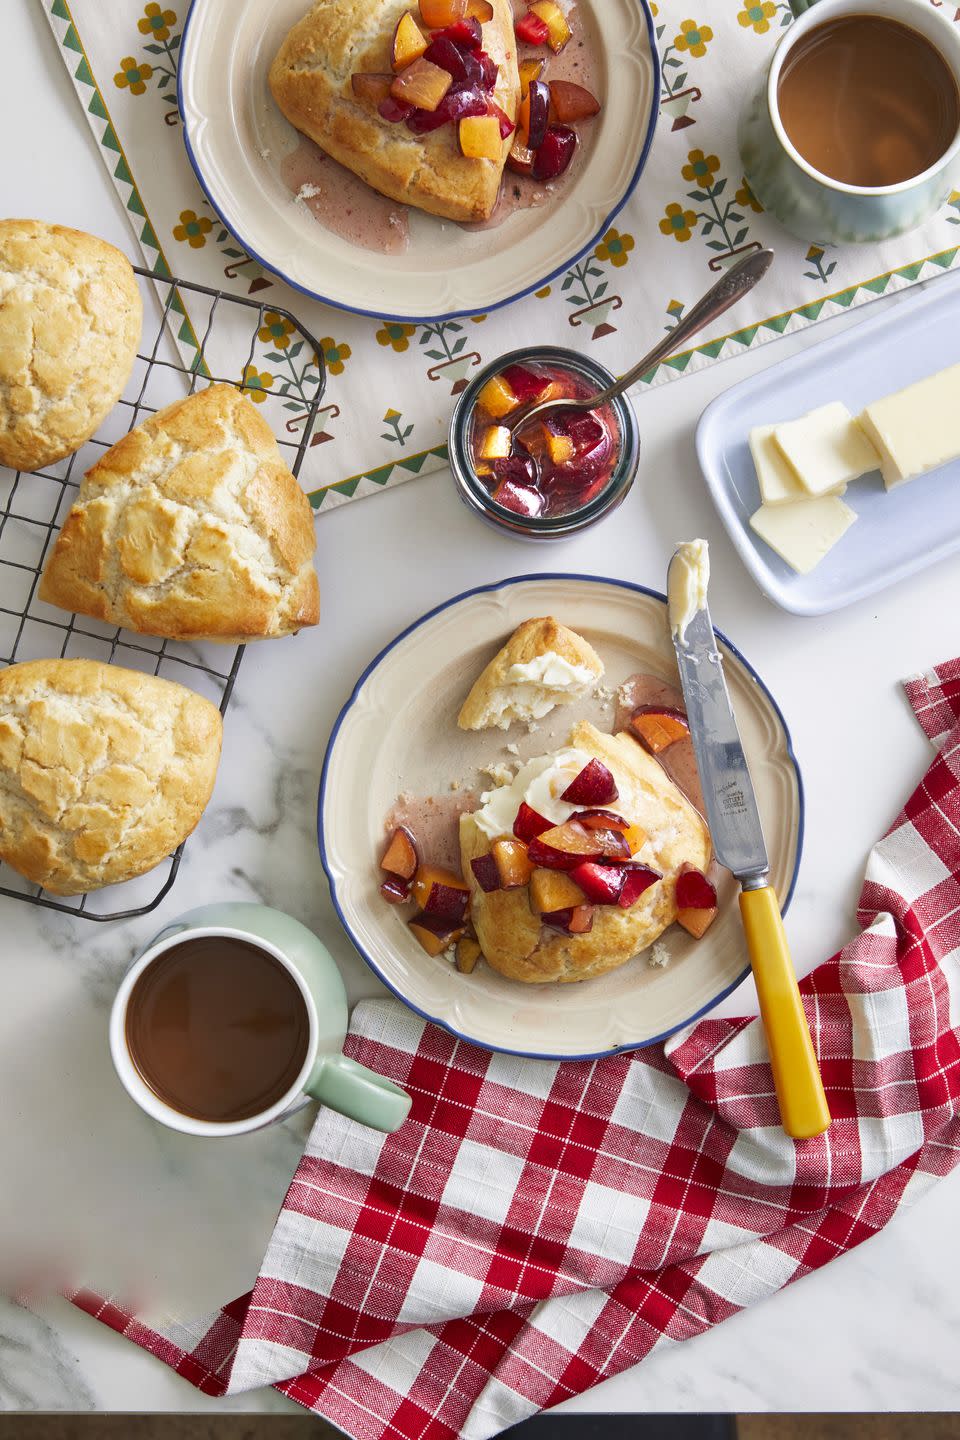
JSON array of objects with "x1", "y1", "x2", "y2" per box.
[
  {"x1": 392, "y1": 12, "x2": 429, "y2": 71},
  {"x1": 381, "y1": 825, "x2": 419, "y2": 880},
  {"x1": 529, "y1": 0, "x2": 571, "y2": 51},
  {"x1": 455, "y1": 936, "x2": 483, "y2": 973},
  {"x1": 459, "y1": 114, "x2": 503, "y2": 161},
  {"x1": 409, "y1": 918, "x2": 465, "y2": 956},
  {"x1": 419, "y1": 0, "x2": 466, "y2": 25},
  {"x1": 492, "y1": 837, "x2": 535, "y2": 888},
  {"x1": 466, "y1": 0, "x2": 494, "y2": 17},
  {"x1": 629, "y1": 708, "x2": 690, "y2": 755},
  {"x1": 545, "y1": 430, "x2": 574, "y2": 465},
  {"x1": 478, "y1": 425, "x2": 512, "y2": 460},
  {"x1": 518, "y1": 58, "x2": 544, "y2": 98},
  {"x1": 477, "y1": 373, "x2": 518, "y2": 419},
  {"x1": 548, "y1": 80, "x2": 601, "y2": 122},
  {"x1": 391, "y1": 58, "x2": 452, "y2": 111},
  {"x1": 411, "y1": 863, "x2": 469, "y2": 911},
  {"x1": 623, "y1": 823, "x2": 647, "y2": 855}
]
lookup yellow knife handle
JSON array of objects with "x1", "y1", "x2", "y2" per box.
[{"x1": 739, "y1": 885, "x2": 831, "y2": 1140}]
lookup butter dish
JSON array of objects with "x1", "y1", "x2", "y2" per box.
[{"x1": 696, "y1": 274, "x2": 960, "y2": 615}]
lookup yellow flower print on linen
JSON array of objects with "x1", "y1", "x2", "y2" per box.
[
  {"x1": 377, "y1": 322, "x2": 416, "y2": 352},
  {"x1": 735, "y1": 178, "x2": 764, "y2": 213},
  {"x1": 258, "y1": 312, "x2": 295, "y2": 349},
  {"x1": 681, "y1": 150, "x2": 720, "y2": 185},
  {"x1": 138, "y1": 4, "x2": 177, "y2": 40},
  {"x1": 320, "y1": 338, "x2": 353, "y2": 376},
  {"x1": 738, "y1": 2, "x2": 777, "y2": 34},
  {"x1": 241, "y1": 366, "x2": 274, "y2": 402},
  {"x1": 673, "y1": 19, "x2": 713, "y2": 58},
  {"x1": 173, "y1": 210, "x2": 212, "y2": 248},
  {"x1": 594, "y1": 228, "x2": 635, "y2": 268},
  {"x1": 659, "y1": 202, "x2": 698, "y2": 243},
  {"x1": 114, "y1": 57, "x2": 153, "y2": 95}
]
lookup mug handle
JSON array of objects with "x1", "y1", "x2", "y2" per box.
[{"x1": 306, "y1": 1056, "x2": 411, "y2": 1133}]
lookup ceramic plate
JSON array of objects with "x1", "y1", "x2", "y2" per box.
[
  {"x1": 318, "y1": 575, "x2": 803, "y2": 1059},
  {"x1": 178, "y1": 0, "x2": 659, "y2": 321},
  {"x1": 697, "y1": 276, "x2": 960, "y2": 615}
]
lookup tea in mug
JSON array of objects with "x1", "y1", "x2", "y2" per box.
[{"x1": 777, "y1": 14, "x2": 960, "y2": 188}]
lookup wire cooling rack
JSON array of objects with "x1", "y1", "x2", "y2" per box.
[{"x1": 0, "y1": 267, "x2": 326, "y2": 922}]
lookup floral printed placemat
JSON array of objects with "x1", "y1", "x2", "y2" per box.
[{"x1": 42, "y1": 0, "x2": 960, "y2": 511}]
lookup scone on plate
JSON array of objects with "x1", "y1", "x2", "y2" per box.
[
  {"x1": 460, "y1": 720, "x2": 711, "y2": 983},
  {"x1": 458, "y1": 617, "x2": 603, "y2": 731},
  {"x1": 0, "y1": 659, "x2": 222, "y2": 895},
  {"x1": 0, "y1": 219, "x2": 142, "y2": 473},
  {"x1": 269, "y1": 0, "x2": 520, "y2": 223},
  {"x1": 39, "y1": 384, "x2": 320, "y2": 643}
]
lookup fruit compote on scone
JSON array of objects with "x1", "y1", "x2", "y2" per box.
[{"x1": 470, "y1": 361, "x2": 621, "y2": 518}]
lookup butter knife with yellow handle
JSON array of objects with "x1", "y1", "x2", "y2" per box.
[{"x1": 667, "y1": 542, "x2": 830, "y2": 1140}]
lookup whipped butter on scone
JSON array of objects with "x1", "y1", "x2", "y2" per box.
[
  {"x1": 460, "y1": 721, "x2": 711, "y2": 983},
  {"x1": 0, "y1": 659, "x2": 222, "y2": 896},
  {"x1": 39, "y1": 384, "x2": 319, "y2": 643},
  {"x1": 458, "y1": 617, "x2": 603, "y2": 730},
  {"x1": 269, "y1": 0, "x2": 520, "y2": 222},
  {"x1": 0, "y1": 219, "x2": 142, "y2": 473}
]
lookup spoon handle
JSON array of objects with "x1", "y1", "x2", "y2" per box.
[{"x1": 591, "y1": 248, "x2": 775, "y2": 407}]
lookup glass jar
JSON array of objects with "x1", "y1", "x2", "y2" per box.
[{"x1": 448, "y1": 346, "x2": 640, "y2": 540}]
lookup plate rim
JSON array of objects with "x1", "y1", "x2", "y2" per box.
[
  {"x1": 176, "y1": 0, "x2": 661, "y2": 323},
  {"x1": 317, "y1": 573, "x2": 805, "y2": 1060}
]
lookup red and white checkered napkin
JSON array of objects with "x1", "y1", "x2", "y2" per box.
[{"x1": 74, "y1": 661, "x2": 960, "y2": 1440}]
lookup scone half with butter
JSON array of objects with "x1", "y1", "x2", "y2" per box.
[
  {"x1": 0, "y1": 219, "x2": 142, "y2": 473},
  {"x1": 458, "y1": 617, "x2": 603, "y2": 730},
  {"x1": 39, "y1": 384, "x2": 319, "y2": 643},
  {"x1": 460, "y1": 720, "x2": 711, "y2": 983},
  {"x1": 0, "y1": 659, "x2": 222, "y2": 895}
]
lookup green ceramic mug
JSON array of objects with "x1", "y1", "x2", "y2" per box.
[
  {"x1": 738, "y1": 0, "x2": 960, "y2": 243},
  {"x1": 109, "y1": 902, "x2": 411, "y2": 1138}
]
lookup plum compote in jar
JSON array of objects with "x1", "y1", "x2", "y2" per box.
[{"x1": 449, "y1": 347, "x2": 639, "y2": 539}]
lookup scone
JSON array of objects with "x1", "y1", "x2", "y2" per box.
[
  {"x1": 458, "y1": 617, "x2": 604, "y2": 730},
  {"x1": 460, "y1": 721, "x2": 711, "y2": 983},
  {"x1": 0, "y1": 220, "x2": 142, "y2": 473},
  {"x1": 0, "y1": 659, "x2": 222, "y2": 895},
  {"x1": 39, "y1": 384, "x2": 320, "y2": 643},
  {"x1": 269, "y1": 0, "x2": 520, "y2": 223}
]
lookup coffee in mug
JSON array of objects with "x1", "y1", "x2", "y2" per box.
[
  {"x1": 777, "y1": 14, "x2": 960, "y2": 188},
  {"x1": 124, "y1": 936, "x2": 310, "y2": 1123}
]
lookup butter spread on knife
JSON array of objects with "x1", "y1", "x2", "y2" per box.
[{"x1": 668, "y1": 538, "x2": 709, "y2": 645}]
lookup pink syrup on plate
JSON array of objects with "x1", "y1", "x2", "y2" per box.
[{"x1": 280, "y1": 138, "x2": 410, "y2": 255}]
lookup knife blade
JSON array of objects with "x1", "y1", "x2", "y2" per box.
[{"x1": 667, "y1": 546, "x2": 830, "y2": 1139}]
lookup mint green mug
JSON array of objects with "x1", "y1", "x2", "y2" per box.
[
  {"x1": 738, "y1": 0, "x2": 960, "y2": 243},
  {"x1": 109, "y1": 902, "x2": 411, "y2": 1138}
]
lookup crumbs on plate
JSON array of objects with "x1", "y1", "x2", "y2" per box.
[{"x1": 649, "y1": 940, "x2": 671, "y2": 968}]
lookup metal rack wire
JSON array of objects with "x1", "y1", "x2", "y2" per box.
[{"x1": 0, "y1": 267, "x2": 326, "y2": 922}]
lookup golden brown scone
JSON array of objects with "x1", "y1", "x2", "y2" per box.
[
  {"x1": 269, "y1": 0, "x2": 520, "y2": 223},
  {"x1": 0, "y1": 659, "x2": 222, "y2": 895},
  {"x1": 39, "y1": 384, "x2": 320, "y2": 643},
  {"x1": 458, "y1": 617, "x2": 604, "y2": 731},
  {"x1": 460, "y1": 721, "x2": 711, "y2": 983},
  {"x1": 0, "y1": 220, "x2": 142, "y2": 473}
]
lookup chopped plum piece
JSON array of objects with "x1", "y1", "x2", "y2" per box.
[
  {"x1": 424, "y1": 35, "x2": 470, "y2": 79},
  {"x1": 491, "y1": 480, "x2": 543, "y2": 516},
  {"x1": 406, "y1": 83, "x2": 488, "y2": 132},
  {"x1": 492, "y1": 837, "x2": 535, "y2": 888},
  {"x1": 527, "y1": 820, "x2": 605, "y2": 869},
  {"x1": 411, "y1": 862, "x2": 469, "y2": 910},
  {"x1": 477, "y1": 51, "x2": 499, "y2": 89},
  {"x1": 560, "y1": 758, "x2": 618, "y2": 806},
  {"x1": 541, "y1": 904, "x2": 594, "y2": 934},
  {"x1": 419, "y1": 0, "x2": 467, "y2": 25},
  {"x1": 435, "y1": 17, "x2": 482, "y2": 47},
  {"x1": 488, "y1": 455, "x2": 537, "y2": 486},
  {"x1": 393, "y1": 11, "x2": 429, "y2": 70},
  {"x1": 391, "y1": 57, "x2": 453, "y2": 110},
  {"x1": 410, "y1": 916, "x2": 466, "y2": 956},
  {"x1": 501, "y1": 364, "x2": 551, "y2": 401},
  {"x1": 572, "y1": 809, "x2": 628, "y2": 833},
  {"x1": 486, "y1": 100, "x2": 516, "y2": 139},
  {"x1": 470, "y1": 853, "x2": 501, "y2": 893},
  {"x1": 506, "y1": 140, "x2": 536, "y2": 176},
  {"x1": 381, "y1": 825, "x2": 419, "y2": 880},
  {"x1": 515, "y1": 10, "x2": 550, "y2": 45},
  {"x1": 530, "y1": 867, "x2": 586, "y2": 913},
  {"x1": 465, "y1": 0, "x2": 494, "y2": 17},
  {"x1": 529, "y1": 0, "x2": 572, "y2": 51},
  {"x1": 518, "y1": 57, "x2": 544, "y2": 97},
  {"x1": 675, "y1": 867, "x2": 717, "y2": 910},
  {"x1": 629, "y1": 706, "x2": 691, "y2": 755},
  {"x1": 379, "y1": 876, "x2": 411, "y2": 904},
  {"x1": 379, "y1": 95, "x2": 415, "y2": 122},
  {"x1": 619, "y1": 866, "x2": 661, "y2": 907},
  {"x1": 518, "y1": 78, "x2": 550, "y2": 149},
  {"x1": 513, "y1": 801, "x2": 552, "y2": 842},
  {"x1": 568, "y1": 861, "x2": 626, "y2": 906},
  {"x1": 531, "y1": 125, "x2": 577, "y2": 181},
  {"x1": 549, "y1": 79, "x2": 601, "y2": 122},
  {"x1": 459, "y1": 113, "x2": 502, "y2": 159},
  {"x1": 421, "y1": 881, "x2": 471, "y2": 924}
]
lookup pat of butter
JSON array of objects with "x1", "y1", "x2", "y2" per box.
[
  {"x1": 668, "y1": 538, "x2": 709, "y2": 644},
  {"x1": 474, "y1": 747, "x2": 593, "y2": 839},
  {"x1": 750, "y1": 495, "x2": 857, "y2": 574},
  {"x1": 504, "y1": 652, "x2": 596, "y2": 691},
  {"x1": 749, "y1": 424, "x2": 806, "y2": 506},
  {"x1": 773, "y1": 402, "x2": 879, "y2": 497},
  {"x1": 858, "y1": 362, "x2": 960, "y2": 489}
]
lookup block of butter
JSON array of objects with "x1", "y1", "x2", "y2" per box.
[
  {"x1": 749, "y1": 495, "x2": 857, "y2": 574},
  {"x1": 858, "y1": 362, "x2": 960, "y2": 489},
  {"x1": 748, "y1": 425, "x2": 806, "y2": 506},
  {"x1": 773, "y1": 402, "x2": 879, "y2": 497}
]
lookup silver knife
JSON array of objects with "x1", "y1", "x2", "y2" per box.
[{"x1": 668, "y1": 546, "x2": 830, "y2": 1139}]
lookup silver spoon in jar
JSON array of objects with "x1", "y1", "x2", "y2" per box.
[{"x1": 507, "y1": 247, "x2": 775, "y2": 441}]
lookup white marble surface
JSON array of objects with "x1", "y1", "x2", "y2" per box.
[{"x1": 3, "y1": 0, "x2": 960, "y2": 1416}]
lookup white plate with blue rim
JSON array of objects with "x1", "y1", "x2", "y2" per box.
[
  {"x1": 318, "y1": 575, "x2": 803, "y2": 1059},
  {"x1": 697, "y1": 275, "x2": 960, "y2": 615},
  {"x1": 177, "y1": 0, "x2": 659, "y2": 321}
]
